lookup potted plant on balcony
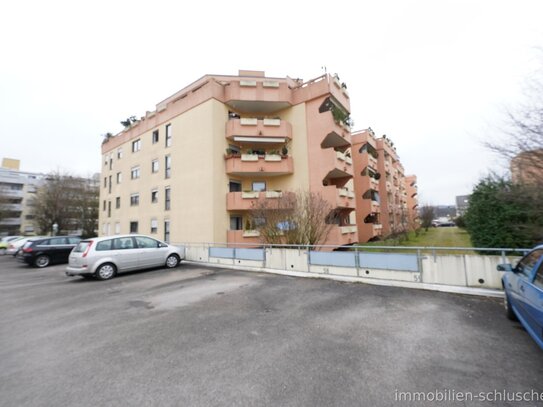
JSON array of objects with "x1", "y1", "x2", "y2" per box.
[
  {"x1": 225, "y1": 147, "x2": 240, "y2": 158},
  {"x1": 281, "y1": 145, "x2": 288, "y2": 157}
]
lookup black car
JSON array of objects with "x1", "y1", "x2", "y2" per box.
[{"x1": 18, "y1": 236, "x2": 82, "y2": 268}]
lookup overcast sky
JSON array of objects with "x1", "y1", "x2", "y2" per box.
[{"x1": 1, "y1": 0, "x2": 542, "y2": 204}]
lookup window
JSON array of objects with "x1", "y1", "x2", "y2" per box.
[
  {"x1": 136, "y1": 236, "x2": 158, "y2": 248},
  {"x1": 165, "y1": 124, "x2": 172, "y2": 147},
  {"x1": 150, "y1": 219, "x2": 158, "y2": 234},
  {"x1": 129, "y1": 222, "x2": 138, "y2": 234},
  {"x1": 152, "y1": 159, "x2": 159, "y2": 173},
  {"x1": 151, "y1": 189, "x2": 158, "y2": 203},
  {"x1": 131, "y1": 166, "x2": 140, "y2": 180},
  {"x1": 117, "y1": 172, "x2": 122, "y2": 184},
  {"x1": 115, "y1": 197, "x2": 120, "y2": 209},
  {"x1": 130, "y1": 193, "x2": 140, "y2": 206},
  {"x1": 165, "y1": 187, "x2": 171, "y2": 210},
  {"x1": 48, "y1": 237, "x2": 67, "y2": 245},
  {"x1": 107, "y1": 201, "x2": 111, "y2": 217},
  {"x1": 164, "y1": 220, "x2": 170, "y2": 243},
  {"x1": 252, "y1": 181, "x2": 266, "y2": 192},
  {"x1": 108, "y1": 175, "x2": 112, "y2": 193},
  {"x1": 115, "y1": 222, "x2": 120, "y2": 234},
  {"x1": 103, "y1": 200, "x2": 106, "y2": 211},
  {"x1": 132, "y1": 139, "x2": 141, "y2": 152},
  {"x1": 96, "y1": 240, "x2": 112, "y2": 251},
  {"x1": 104, "y1": 177, "x2": 107, "y2": 188},
  {"x1": 230, "y1": 216, "x2": 242, "y2": 230},
  {"x1": 152, "y1": 130, "x2": 159, "y2": 144},
  {"x1": 534, "y1": 263, "x2": 543, "y2": 289},
  {"x1": 114, "y1": 236, "x2": 135, "y2": 248},
  {"x1": 109, "y1": 157, "x2": 113, "y2": 170},
  {"x1": 165, "y1": 155, "x2": 171, "y2": 179},
  {"x1": 102, "y1": 223, "x2": 107, "y2": 234},
  {"x1": 516, "y1": 249, "x2": 543, "y2": 278},
  {"x1": 117, "y1": 148, "x2": 123, "y2": 159},
  {"x1": 229, "y1": 180, "x2": 242, "y2": 192}
]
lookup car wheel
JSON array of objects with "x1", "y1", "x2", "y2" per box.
[
  {"x1": 504, "y1": 293, "x2": 516, "y2": 320},
  {"x1": 34, "y1": 255, "x2": 50, "y2": 268},
  {"x1": 95, "y1": 263, "x2": 116, "y2": 280},
  {"x1": 165, "y1": 254, "x2": 180, "y2": 268}
]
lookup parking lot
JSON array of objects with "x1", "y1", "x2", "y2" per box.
[{"x1": 0, "y1": 255, "x2": 541, "y2": 406}]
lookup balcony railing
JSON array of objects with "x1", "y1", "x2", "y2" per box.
[
  {"x1": 226, "y1": 118, "x2": 292, "y2": 143},
  {"x1": 340, "y1": 225, "x2": 357, "y2": 234},
  {"x1": 224, "y1": 80, "x2": 293, "y2": 112},
  {"x1": 334, "y1": 150, "x2": 353, "y2": 165},
  {"x1": 225, "y1": 155, "x2": 294, "y2": 176},
  {"x1": 325, "y1": 224, "x2": 357, "y2": 246},
  {"x1": 226, "y1": 191, "x2": 284, "y2": 211},
  {"x1": 322, "y1": 186, "x2": 354, "y2": 210}
]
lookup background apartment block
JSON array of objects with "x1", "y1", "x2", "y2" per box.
[
  {"x1": 352, "y1": 130, "x2": 418, "y2": 242},
  {"x1": 0, "y1": 158, "x2": 44, "y2": 235},
  {"x1": 100, "y1": 70, "x2": 358, "y2": 247}
]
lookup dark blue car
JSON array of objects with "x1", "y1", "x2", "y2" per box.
[{"x1": 499, "y1": 246, "x2": 543, "y2": 350}]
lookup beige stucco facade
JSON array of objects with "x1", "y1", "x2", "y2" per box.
[{"x1": 99, "y1": 71, "x2": 358, "y2": 247}]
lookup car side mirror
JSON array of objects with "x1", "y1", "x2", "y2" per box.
[
  {"x1": 159, "y1": 243, "x2": 168, "y2": 248},
  {"x1": 497, "y1": 263, "x2": 513, "y2": 272}
]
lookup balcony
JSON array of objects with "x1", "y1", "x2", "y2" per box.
[
  {"x1": 335, "y1": 150, "x2": 353, "y2": 165},
  {"x1": 226, "y1": 118, "x2": 292, "y2": 144},
  {"x1": 225, "y1": 155, "x2": 293, "y2": 176},
  {"x1": 0, "y1": 218, "x2": 21, "y2": 226},
  {"x1": 226, "y1": 191, "x2": 284, "y2": 211},
  {"x1": 0, "y1": 189, "x2": 23, "y2": 198},
  {"x1": 293, "y1": 74, "x2": 350, "y2": 113},
  {"x1": 322, "y1": 186, "x2": 355, "y2": 210},
  {"x1": 340, "y1": 225, "x2": 357, "y2": 234},
  {"x1": 320, "y1": 111, "x2": 351, "y2": 149},
  {"x1": 321, "y1": 149, "x2": 353, "y2": 184},
  {"x1": 224, "y1": 80, "x2": 292, "y2": 114},
  {"x1": 326, "y1": 224, "x2": 357, "y2": 246},
  {"x1": 227, "y1": 230, "x2": 262, "y2": 248}
]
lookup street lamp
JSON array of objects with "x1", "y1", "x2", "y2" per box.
[{"x1": 52, "y1": 223, "x2": 58, "y2": 236}]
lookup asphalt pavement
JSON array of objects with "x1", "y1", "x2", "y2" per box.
[{"x1": 0, "y1": 256, "x2": 541, "y2": 407}]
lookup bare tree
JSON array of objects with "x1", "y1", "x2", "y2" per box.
[
  {"x1": 486, "y1": 54, "x2": 543, "y2": 184},
  {"x1": 32, "y1": 172, "x2": 98, "y2": 236},
  {"x1": 249, "y1": 190, "x2": 333, "y2": 246},
  {"x1": 420, "y1": 205, "x2": 435, "y2": 232}
]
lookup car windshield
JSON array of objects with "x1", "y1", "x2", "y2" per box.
[{"x1": 73, "y1": 241, "x2": 91, "y2": 253}]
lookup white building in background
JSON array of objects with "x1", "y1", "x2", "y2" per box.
[{"x1": 0, "y1": 158, "x2": 45, "y2": 235}]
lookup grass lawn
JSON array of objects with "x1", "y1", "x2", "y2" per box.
[{"x1": 356, "y1": 227, "x2": 474, "y2": 254}]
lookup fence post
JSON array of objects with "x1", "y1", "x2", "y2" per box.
[
  {"x1": 355, "y1": 246, "x2": 360, "y2": 277},
  {"x1": 306, "y1": 245, "x2": 311, "y2": 273},
  {"x1": 501, "y1": 250, "x2": 506, "y2": 265},
  {"x1": 417, "y1": 248, "x2": 422, "y2": 282}
]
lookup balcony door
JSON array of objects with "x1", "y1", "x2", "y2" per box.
[{"x1": 229, "y1": 180, "x2": 242, "y2": 192}]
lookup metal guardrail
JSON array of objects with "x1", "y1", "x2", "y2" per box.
[{"x1": 174, "y1": 242, "x2": 530, "y2": 272}]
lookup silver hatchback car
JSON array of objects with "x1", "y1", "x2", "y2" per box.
[{"x1": 66, "y1": 235, "x2": 185, "y2": 280}]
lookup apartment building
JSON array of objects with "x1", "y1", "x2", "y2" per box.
[
  {"x1": 351, "y1": 130, "x2": 418, "y2": 242},
  {"x1": 0, "y1": 158, "x2": 45, "y2": 235},
  {"x1": 511, "y1": 149, "x2": 543, "y2": 185},
  {"x1": 99, "y1": 70, "x2": 358, "y2": 247},
  {"x1": 405, "y1": 175, "x2": 419, "y2": 226}
]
